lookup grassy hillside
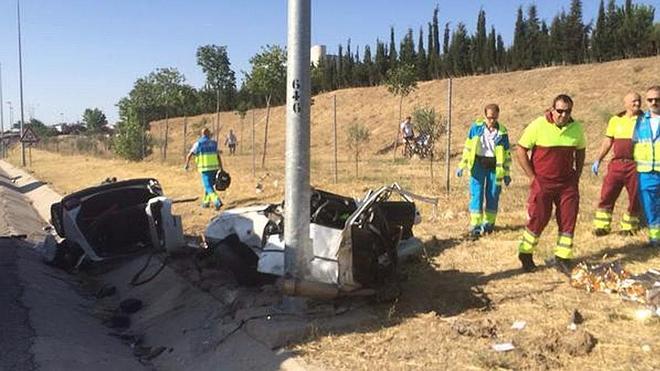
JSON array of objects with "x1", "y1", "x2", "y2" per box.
[
  {"x1": 11, "y1": 56, "x2": 660, "y2": 370},
  {"x1": 151, "y1": 56, "x2": 660, "y2": 166}
]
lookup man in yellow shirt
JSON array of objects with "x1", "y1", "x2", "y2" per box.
[
  {"x1": 515, "y1": 94, "x2": 586, "y2": 274},
  {"x1": 591, "y1": 92, "x2": 642, "y2": 236}
]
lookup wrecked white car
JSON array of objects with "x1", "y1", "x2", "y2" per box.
[
  {"x1": 204, "y1": 184, "x2": 423, "y2": 292},
  {"x1": 49, "y1": 178, "x2": 184, "y2": 269}
]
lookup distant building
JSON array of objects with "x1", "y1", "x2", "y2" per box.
[
  {"x1": 311, "y1": 45, "x2": 326, "y2": 66},
  {"x1": 310, "y1": 44, "x2": 337, "y2": 66}
]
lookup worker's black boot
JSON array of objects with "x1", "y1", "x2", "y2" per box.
[
  {"x1": 518, "y1": 253, "x2": 536, "y2": 272},
  {"x1": 547, "y1": 256, "x2": 573, "y2": 276}
]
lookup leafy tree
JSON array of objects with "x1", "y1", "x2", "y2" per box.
[
  {"x1": 412, "y1": 107, "x2": 446, "y2": 181},
  {"x1": 346, "y1": 122, "x2": 370, "y2": 178},
  {"x1": 386, "y1": 63, "x2": 418, "y2": 158},
  {"x1": 28, "y1": 118, "x2": 58, "y2": 138},
  {"x1": 82, "y1": 108, "x2": 108, "y2": 133},
  {"x1": 620, "y1": 1, "x2": 656, "y2": 58},
  {"x1": 244, "y1": 45, "x2": 286, "y2": 168},
  {"x1": 114, "y1": 104, "x2": 151, "y2": 161},
  {"x1": 196, "y1": 45, "x2": 237, "y2": 116}
]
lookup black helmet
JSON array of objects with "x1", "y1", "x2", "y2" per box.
[{"x1": 215, "y1": 170, "x2": 231, "y2": 191}]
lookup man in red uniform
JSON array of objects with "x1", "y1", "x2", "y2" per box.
[
  {"x1": 591, "y1": 92, "x2": 642, "y2": 236},
  {"x1": 516, "y1": 94, "x2": 586, "y2": 274}
]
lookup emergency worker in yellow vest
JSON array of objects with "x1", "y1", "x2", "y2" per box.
[
  {"x1": 184, "y1": 128, "x2": 223, "y2": 210},
  {"x1": 515, "y1": 94, "x2": 586, "y2": 274},
  {"x1": 456, "y1": 103, "x2": 512, "y2": 238},
  {"x1": 632, "y1": 85, "x2": 660, "y2": 248},
  {"x1": 591, "y1": 92, "x2": 642, "y2": 236}
]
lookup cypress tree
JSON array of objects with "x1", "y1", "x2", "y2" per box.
[
  {"x1": 565, "y1": 0, "x2": 586, "y2": 64},
  {"x1": 427, "y1": 22, "x2": 437, "y2": 79},
  {"x1": 473, "y1": 9, "x2": 488, "y2": 73},
  {"x1": 389, "y1": 26, "x2": 398, "y2": 68},
  {"x1": 449, "y1": 23, "x2": 471, "y2": 76},
  {"x1": 433, "y1": 6, "x2": 441, "y2": 57},
  {"x1": 375, "y1": 39, "x2": 388, "y2": 83},
  {"x1": 496, "y1": 34, "x2": 506, "y2": 70},
  {"x1": 337, "y1": 44, "x2": 344, "y2": 88},
  {"x1": 526, "y1": 5, "x2": 542, "y2": 68},
  {"x1": 487, "y1": 26, "x2": 496, "y2": 72},
  {"x1": 592, "y1": 0, "x2": 607, "y2": 61},
  {"x1": 400, "y1": 28, "x2": 416, "y2": 67},
  {"x1": 416, "y1": 27, "x2": 428, "y2": 80},
  {"x1": 512, "y1": 6, "x2": 526, "y2": 69}
]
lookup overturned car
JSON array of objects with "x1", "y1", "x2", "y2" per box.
[
  {"x1": 48, "y1": 178, "x2": 185, "y2": 269},
  {"x1": 205, "y1": 184, "x2": 423, "y2": 294}
]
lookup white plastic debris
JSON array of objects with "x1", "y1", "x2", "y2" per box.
[
  {"x1": 511, "y1": 320, "x2": 526, "y2": 330},
  {"x1": 492, "y1": 343, "x2": 515, "y2": 352},
  {"x1": 642, "y1": 344, "x2": 651, "y2": 352}
]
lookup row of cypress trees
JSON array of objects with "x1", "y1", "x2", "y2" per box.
[{"x1": 311, "y1": 0, "x2": 658, "y2": 94}]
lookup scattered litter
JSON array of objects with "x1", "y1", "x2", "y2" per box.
[
  {"x1": 633, "y1": 308, "x2": 654, "y2": 321},
  {"x1": 511, "y1": 320, "x2": 526, "y2": 330},
  {"x1": 120, "y1": 298, "x2": 144, "y2": 314},
  {"x1": 570, "y1": 261, "x2": 660, "y2": 306},
  {"x1": 492, "y1": 342, "x2": 515, "y2": 352},
  {"x1": 642, "y1": 344, "x2": 651, "y2": 352}
]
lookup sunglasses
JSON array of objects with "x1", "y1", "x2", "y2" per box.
[
  {"x1": 647, "y1": 98, "x2": 660, "y2": 103},
  {"x1": 554, "y1": 108, "x2": 571, "y2": 115}
]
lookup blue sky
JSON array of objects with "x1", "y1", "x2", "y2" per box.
[{"x1": 0, "y1": 0, "x2": 658, "y2": 125}]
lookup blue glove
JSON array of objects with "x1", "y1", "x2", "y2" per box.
[
  {"x1": 456, "y1": 168, "x2": 463, "y2": 177},
  {"x1": 591, "y1": 160, "x2": 600, "y2": 176},
  {"x1": 504, "y1": 176, "x2": 511, "y2": 186}
]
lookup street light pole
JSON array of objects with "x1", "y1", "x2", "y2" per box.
[
  {"x1": 6, "y1": 102, "x2": 13, "y2": 130},
  {"x1": 284, "y1": 0, "x2": 311, "y2": 282},
  {"x1": 17, "y1": 0, "x2": 26, "y2": 166}
]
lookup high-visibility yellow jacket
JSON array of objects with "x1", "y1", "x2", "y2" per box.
[
  {"x1": 194, "y1": 136, "x2": 220, "y2": 173},
  {"x1": 458, "y1": 120, "x2": 511, "y2": 183},
  {"x1": 633, "y1": 111, "x2": 660, "y2": 173}
]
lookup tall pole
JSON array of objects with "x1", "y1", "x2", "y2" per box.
[
  {"x1": 251, "y1": 110, "x2": 255, "y2": 178},
  {"x1": 17, "y1": 0, "x2": 26, "y2": 166},
  {"x1": 333, "y1": 95, "x2": 338, "y2": 183},
  {"x1": 0, "y1": 63, "x2": 4, "y2": 158},
  {"x1": 445, "y1": 78, "x2": 452, "y2": 194},
  {"x1": 284, "y1": 0, "x2": 311, "y2": 281}
]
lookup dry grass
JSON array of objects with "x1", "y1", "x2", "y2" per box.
[{"x1": 9, "y1": 56, "x2": 660, "y2": 370}]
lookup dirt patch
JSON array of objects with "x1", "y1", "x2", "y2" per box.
[{"x1": 451, "y1": 318, "x2": 498, "y2": 338}]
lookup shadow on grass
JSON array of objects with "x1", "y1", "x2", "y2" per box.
[{"x1": 579, "y1": 240, "x2": 658, "y2": 266}]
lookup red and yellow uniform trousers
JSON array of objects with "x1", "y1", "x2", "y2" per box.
[
  {"x1": 518, "y1": 115, "x2": 587, "y2": 259},
  {"x1": 593, "y1": 114, "x2": 640, "y2": 232}
]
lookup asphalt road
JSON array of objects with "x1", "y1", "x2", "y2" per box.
[{"x1": 0, "y1": 238, "x2": 36, "y2": 371}]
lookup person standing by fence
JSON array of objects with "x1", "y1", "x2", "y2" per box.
[
  {"x1": 184, "y1": 128, "x2": 223, "y2": 210},
  {"x1": 225, "y1": 129, "x2": 237, "y2": 155}
]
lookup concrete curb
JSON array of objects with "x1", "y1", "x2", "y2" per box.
[{"x1": 0, "y1": 160, "x2": 62, "y2": 224}]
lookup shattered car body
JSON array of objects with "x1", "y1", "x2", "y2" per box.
[
  {"x1": 204, "y1": 184, "x2": 422, "y2": 291},
  {"x1": 50, "y1": 178, "x2": 184, "y2": 265}
]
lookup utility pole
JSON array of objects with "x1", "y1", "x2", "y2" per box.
[
  {"x1": 17, "y1": 0, "x2": 27, "y2": 166},
  {"x1": 6, "y1": 101, "x2": 13, "y2": 131},
  {"x1": 0, "y1": 63, "x2": 4, "y2": 158},
  {"x1": 284, "y1": 0, "x2": 311, "y2": 283},
  {"x1": 445, "y1": 78, "x2": 452, "y2": 194}
]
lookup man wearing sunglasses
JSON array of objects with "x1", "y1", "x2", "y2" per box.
[
  {"x1": 591, "y1": 92, "x2": 642, "y2": 237},
  {"x1": 632, "y1": 85, "x2": 660, "y2": 248},
  {"x1": 515, "y1": 94, "x2": 586, "y2": 274}
]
